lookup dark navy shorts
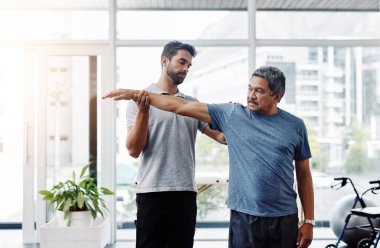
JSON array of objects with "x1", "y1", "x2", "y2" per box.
[
  {"x1": 228, "y1": 210, "x2": 299, "y2": 248},
  {"x1": 135, "y1": 191, "x2": 197, "y2": 248}
]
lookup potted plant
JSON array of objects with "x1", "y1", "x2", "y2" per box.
[{"x1": 39, "y1": 162, "x2": 114, "y2": 227}]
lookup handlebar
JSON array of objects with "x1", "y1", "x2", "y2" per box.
[
  {"x1": 368, "y1": 180, "x2": 380, "y2": 193},
  {"x1": 334, "y1": 177, "x2": 346, "y2": 180},
  {"x1": 331, "y1": 177, "x2": 366, "y2": 207},
  {"x1": 331, "y1": 177, "x2": 380, "y2": 208},
  {"x1": 332, "y1": 177, "x2": 349, "y2": 188}
]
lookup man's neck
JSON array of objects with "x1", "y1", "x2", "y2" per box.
[{"x1": 156, "y1": 78, "x2": 178, "y2": 95}]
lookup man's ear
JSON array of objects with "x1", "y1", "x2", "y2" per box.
[
  {"x1": 274, "y1": 92, "x2": 284, "y2": 103},
  {"x1": 161, "y1": 56, "x2": 168, "y2": 67}
]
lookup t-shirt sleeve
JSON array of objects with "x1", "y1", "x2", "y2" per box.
[
  {"x1": 207, "y1": 103, "x2": 235, "y2": 132},
  {"x1": 198, "y1": 121, "x2": 208, "y2": 133},
  {"x1": 186, "y1": 96, "x2": 209, "y2": 133},
  {"x1": 126, "y1": 100, "x2": 138, "y2": 128},
  {"x1": 295, "y1": 121, "x2": 312, "y2": 161}
]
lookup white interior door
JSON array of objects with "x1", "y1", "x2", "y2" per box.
[{"x1": 23, "y1": 46, "x2": 115, "y2": 244}]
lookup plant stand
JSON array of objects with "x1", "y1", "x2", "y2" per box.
[{"x1": 40, "y1": 218, "x2": 110, "y2": 248}]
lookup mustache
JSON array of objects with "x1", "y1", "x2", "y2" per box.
[{"x1": 247, "y1": 99, "x2": 257, "y2": 104}]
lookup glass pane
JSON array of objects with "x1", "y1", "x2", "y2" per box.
[
  {"x1": 117, "y1": 11, "x2": 247, "y2": 40},
  {"x1": 0, "y1": 11, "x2": 108, "y2": 40},
  {"x1": 256, "y1": 46, "x2": 380, "y2": 223},
  {"x1": 115, "y1": 47, "x2": 248, "y2": 236},
  {"x1": 0, "y1": 48, "x2": 24, "y2": 223},
  {"x1": 45, "y1": 55, "x2": 100, "y2": 220},
  {"x1": 256, "y1": 11, "x2": 380, "y2": 39}
]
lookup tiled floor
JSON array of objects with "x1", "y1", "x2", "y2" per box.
[{"x1": 0, "y1": 228, "x2": 342, "y2": 248}]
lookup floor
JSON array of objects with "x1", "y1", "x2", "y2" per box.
[{"x1": 0, "y1": 228, "x2": 342, "y2": 248}]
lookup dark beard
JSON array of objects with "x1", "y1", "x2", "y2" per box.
[{"x1": 166, "y1": 68, "x2": 185, "y2": 85}]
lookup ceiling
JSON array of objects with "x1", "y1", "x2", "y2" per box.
[
  {"x1": 0, "y1": 0, "x2": 378, "y2": 11},
  {"x1": 118, "y1": 0, "x2": 380, "y2": 11}
]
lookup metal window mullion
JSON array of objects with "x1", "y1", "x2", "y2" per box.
[
  {"x1": 256, "y1": 39, "x2": 380, "y2": 47},
  {"x1": 248, "y1": 0, "x2": 257, "y2": 74},
  {"x1": 114, "y1": 39, "x2": 249, "y2": 47}
]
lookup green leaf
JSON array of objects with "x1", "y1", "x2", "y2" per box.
[
  {"x1": 80, "y1": 163, "x2": 91, "y2": 178},
  {"x1": 68, "y1": 180, "x2": 77, "y2": 187},
  {"x1": 77, "y1": 191, "x2": 84, "y2": 209},
  {"x1": 101, "y1": 187, "x2": 114, "y2": 195},
  {"x1": 42, "y1": 194, "x2": 54, "y2": 201},
  {"x1": 85, "y1": 197, "x2": 95, "y2": 210},
  {"x1": 39, "y1": 190, "x2": 52, "y2": 195},
  {"x1": 90, "y1": 210, "x2": 97, "y2": 219},
  {"x1": 63, "y1": 198, "x2": 72, "y2": 214},
  {"x1": 72, "y1": 170, "x2": 76, "y2": 182}
]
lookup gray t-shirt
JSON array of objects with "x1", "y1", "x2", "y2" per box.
[{"x1": 127, "y1": 84, "x2": 207, "y2": 193}]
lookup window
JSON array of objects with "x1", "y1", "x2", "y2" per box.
[
  {"x1": 0, "y1": 48, "x2": 24, "y2": 223},
  {"x1": 256, "y1": 11, "x2": 380, "y2": 39},
  {"x1": 298, "y1": 70, "x2": 318, "y2": 80},
  {"x1": 258, "y1": 46, "x2": 380, "y2": 223},
  {"x1": 117, "y1": 11, "x2": 247, "y2": 40},
  {"x1": 0, "y1": 10, "x2": 109, "y2": 40},
  {"x1": 309, "y1": 48, "x2": 318, "y2": 64}
]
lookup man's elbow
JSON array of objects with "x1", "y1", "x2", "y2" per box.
[
  {"x1": 128, "y1": 149, "x2": 140, "y2": 158},
  {"x1": 126, "y1": 144, "x2": 141, "y2": 158}
]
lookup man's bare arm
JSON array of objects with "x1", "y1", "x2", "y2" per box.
[
  {"x1": 295, "y1": 159, "x2": 314, "y2": 248},
  {"x1": 203, "y1": 125, "x2": 227, "y2": 145},
  {"x1": 103, "y1": 89, "x2": 212, "y2": 124}
]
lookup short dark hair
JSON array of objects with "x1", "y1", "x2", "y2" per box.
[
  {"x1": 161, "y1": 40, "x2": 197, "y2": 60},
  {"x1": 252, "y1": 66, "x2": 286, "y2": 95}
]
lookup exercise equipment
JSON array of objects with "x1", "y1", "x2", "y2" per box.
[
  {"x1": 352, "y1": 206, "x2": 380, "y2": 248},
  {"x1": 326, "y1": 178, "x2": 380, "y2": 248}
]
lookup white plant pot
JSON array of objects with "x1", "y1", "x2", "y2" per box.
[{"x1": 56, "y1": 210, "x2": 93, "y2": 227}]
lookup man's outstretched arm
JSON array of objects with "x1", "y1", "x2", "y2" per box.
[{"x1": 102, "y1": 89, "x2": 212, "y2": 124}]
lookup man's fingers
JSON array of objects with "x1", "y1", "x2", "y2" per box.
[
  {"x1": 102, "y1": 91, "x2": 116, "y2": 99},
  {"x1": 102, "y1": 89, "x2": 124, "y2": 99},
  {"x1": 145, "y1": 96, "x2": 150, "y2": 106},
  {"x1": 140, "y1": 95, "x2": 146, "y2": 105},
  {"x1": 136, "y1": 91, "x2": 143, "y2": 102},
  {"x1": 132, "y1": 93, "x2": 138, "y2": 101},
  {"x1": 296, "y1": 231, "x2": 301, "y2": 247}
]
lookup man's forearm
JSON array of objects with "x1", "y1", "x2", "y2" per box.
[
  {"x1": 296, "y1": 161, "x2": 315, "y2": 221},
  {"x1": 146, "y1": 92, "x2": 188, "y2": 113},
  {"x1": 299, "y1": 179, "x2": 314, "y2": 220},
  {"x1": 103, "y1": 88, "x2": 212, "y2": 123},
  {"x1": 126, "y1": 111, "x2": 149, "y2": 158}
]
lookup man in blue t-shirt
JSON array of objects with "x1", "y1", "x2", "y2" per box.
[{"x1": 103, "y1": 66, "x2": 314, "y2": 248}]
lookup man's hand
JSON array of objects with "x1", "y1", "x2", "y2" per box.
[
  {"x1": 102, "y1": 88, "x2": 139, "y2": 101},
  {"x1": 296, "y1": 224, "x2": 313, "y2": 248},
  {"x1": 134, "y1": 90, "x2": 150, "y2": 113},
  {"x1": 215, "y1": 132, "x2": 227, "y2": 145}
]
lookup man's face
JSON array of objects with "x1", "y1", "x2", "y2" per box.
[
  {"x1": 247, "y1": 76, "x2": 281, "y2": 115},
  {"x1": 164, "y1": 49, "x2": 193, "y2": 85}
]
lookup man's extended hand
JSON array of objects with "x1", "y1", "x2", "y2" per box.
[
  {"x1": 296, "y1": 224, "x2": 313, "y2": 248},
  {"x1": 102, "y1": 88, "x2": 138, "y2": 101}
]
